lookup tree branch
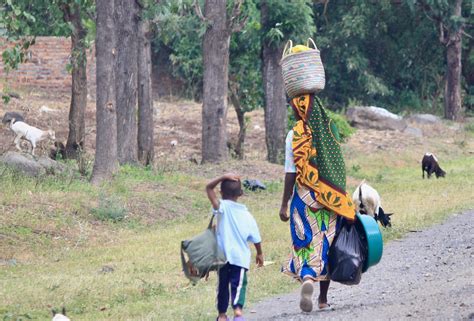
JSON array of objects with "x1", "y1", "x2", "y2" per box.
[
  {"x1": 59, "y1": 2, "x2": 72, "y2": 23},
  {"x1": 418, "y1": 0, "x2": 443, "y2": 22},
  {"x1": 231, "y1": 15, "x2": 248, "y2": 33},
  {"x1": 193, "y1": 0, "x2": 206, "y2": 23},
  {"x1": 439, "y1": 21, "x2": 447, "y2": 44},
  {"x1": 462, "y1": 30, "x2": 472, "y2": 39},
  {"x1": 135, "y1": 0, "x2": 145, "y2": 10},
  {"x1": 228, "y1": 0, "x2": 247, "y2": 33}
]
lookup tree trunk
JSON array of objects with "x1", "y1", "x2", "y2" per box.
[
  {"x1": 91, "y1": 0, "x2": 118, "y2": 184},
  {"x1": 62, "y1": 3, "x2": 87, "y2": 159},
  {"x1": 137, "y1": 18, "x2": 154, "y2": 166},
  {"x1": 201, "y1": 0, "x2": 230, "y2": 163},
  {"x1": 443, "y1": 0, "x2": 463, "y2": 121},
  {"x1": 229, "y1": 86, "x2": 246, "y2": 160},
  {"x1": 261, "y1": 2, "x2": 287, "y2": 164},
  {"x1": 115, "y1": 0, "x2": 139, "y2": 164}
]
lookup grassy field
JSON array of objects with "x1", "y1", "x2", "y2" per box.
[{"x1": 1, "y1": 129, "x2": 474, "y2": 320}]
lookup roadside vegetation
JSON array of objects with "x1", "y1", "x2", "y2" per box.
[{"x1": 1, "y1": 126, "x2": 473, "y2": 320}]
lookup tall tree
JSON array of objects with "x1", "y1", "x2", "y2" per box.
[
  {"x1": 115, "y1": 0, "x2": 139, "y2": 164},
  {"x1": 196, "y1": 0, "x2": 247, "y2": 163},
  {"x1": 91, "y1": 0, "x2": 118, "y2": 184},
  {"x1": 413, "y1": 0, "x2": 471, "y2": 120},
  {"x1": 228, "y1": 1, "x2": 261, "y2": 159},
  {"x1": 60, "y1": 2, "x2": 89, "y2": 158},
  {"x1": 137, "y1": 6, "x2": 154, "y2": 166},
  {"x1": 261, "y1": 1, "x2": 286, "y2": 164},
  {"x1": 260, "y1": 0, "x2": 315, "y2": 164}
]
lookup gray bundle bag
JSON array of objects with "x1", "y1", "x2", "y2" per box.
[{"x1": 180, "y1": 215, "x2": 227, "y2": 284}]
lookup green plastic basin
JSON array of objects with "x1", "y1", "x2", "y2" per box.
[{"x1": 356, "y1": 213, "x2": 383, "y2": 272}]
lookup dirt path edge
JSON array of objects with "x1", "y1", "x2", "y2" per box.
[{"x1": 248, "y1": 210, "x2": 474, "y2": 321}]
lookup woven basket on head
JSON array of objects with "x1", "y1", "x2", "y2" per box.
[{"x1": 281, "y1": 38, "x2": 325, "y2": 98}]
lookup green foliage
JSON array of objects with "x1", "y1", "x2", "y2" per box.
[
  {"x1": 91, "y1": 193, "x2": 127, "y2": 223},
  {"x1": 313, "y1": 1, "x2": 447, "y2": 112},
  {"x1": 0, "y1": 0, "x2": 95, "y2": 71},
  {"x1": 287, "y1": 104, "x2": 355, "y2": 142},
  {"x1": 229, "y1": 1, "x2": 263, "y2": 112},
  {"x1": 260, "y1": 0, "x2": 315, "y2": 47},
  {"x1": 0, "y1": 1, "x2": 68, "y2": 37},
  {"x1": 150, "y1": 0, "x2": 204, "y2": 98},
  {"x1": 326, "y1": 109, "x2": 355, "y2": 142},
  {"x1": 1, "y1": 39, "x2": 34, "y2": 73}
]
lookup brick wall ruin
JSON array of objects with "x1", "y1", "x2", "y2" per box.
[
  {"x1": 0, "y1": 37, "x2": 96, "y2": 95},
  {"x1": 0, "y1": 36, "x2": 187, "y2": 99}
]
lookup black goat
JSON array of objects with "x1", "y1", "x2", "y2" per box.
[
  {"x1": 2, "y1": 111, "x2": 24, "y2": 125},
  {"x1": 49, "y1": 141, "x2": 82, "y2": 160},
  {"x1": 422, "y1": 153, "x2": 446, "y2": 179}
]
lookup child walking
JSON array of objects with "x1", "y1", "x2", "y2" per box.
[{"x1": 206, "y1": 173, "x2": 264, "y2": 321}]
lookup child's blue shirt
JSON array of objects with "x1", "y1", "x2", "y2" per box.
[{"x1": 213, "y1": 199, "x2": 261, "y2": 269}]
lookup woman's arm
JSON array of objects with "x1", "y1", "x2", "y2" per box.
[{"x1": 279, "y1": 173, "x2": 296, "y2": 222}]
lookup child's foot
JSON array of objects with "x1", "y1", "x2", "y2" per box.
[
  {"x1": 233, "y1": 307, "x2": 244, "y2": 321},
  {"x1": 299, "y1": 279, "x2": 314, "y2": 312},
  {"x1": 318, "y1": 296, "x2": 332, "y2": 311}
]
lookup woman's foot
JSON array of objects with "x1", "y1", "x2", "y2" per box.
[
  {"x1": 318, "y1": 296, "x2": 332, "y2": 311},
  {"x1": 299, "y1": 279, "x2": 314, "y2": 312},
  {"x1": 217, "y1": 315, "x2": 229, "y2": 321}
]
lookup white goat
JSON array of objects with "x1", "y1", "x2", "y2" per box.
[
  {"x1": 352, "y1": 180, "x2": 392, "y2": 227},
  {"x1": 52, "y1": 308, "x2": 70, "y2": 321},
  {"x1": 10, "y1": 120, "x2": 55, "y2": 156}
]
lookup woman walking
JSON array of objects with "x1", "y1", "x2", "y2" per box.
[{"x1": 279, "y1": 92, "x2": 356, "y2": 312}]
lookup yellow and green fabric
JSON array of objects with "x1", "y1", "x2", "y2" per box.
[
  {"x1": 282, "y1": 93, "x2": 356, "y2": 282},
  {"x1": 291, "y1": 94, "x2": 355, "y2": 220}
]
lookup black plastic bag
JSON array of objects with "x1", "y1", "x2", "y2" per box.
[{"x1": 328, "y1": 222, "x2": 367, "y2": 285}]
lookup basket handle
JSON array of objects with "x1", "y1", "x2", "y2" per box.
[
  {"x1": 282, "y1": 40, "x2": 293, "y2": 59},
  {"x1": 307, "y1": 38, "x2": 319, "y2": 51}
]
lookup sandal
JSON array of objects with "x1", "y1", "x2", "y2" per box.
[
  {"x1": 299, "y1": 279, "x2": 314, "y2": 312},
  {"x1": 318, "y1": 297, "x2": 332, "y2": 311}
]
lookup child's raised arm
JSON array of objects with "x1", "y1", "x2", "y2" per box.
[{"x1": 206, "y1": 173, "x2": 240, "y2": 210}]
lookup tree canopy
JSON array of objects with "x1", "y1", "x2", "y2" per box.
[{"x1": 2, "y1": 0, "x2": 473, "y2": 114}]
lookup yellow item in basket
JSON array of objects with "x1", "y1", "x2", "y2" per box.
[{"x1": 290, "y1": 45, "x2": 311, "y2": 53}]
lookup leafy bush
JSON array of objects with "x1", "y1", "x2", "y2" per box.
[
  {"x1": 326, "y1": 110, "x2": 356, "y2": 142},
  {"x1": 91, "y1": 194, "x2": 127, "y2": 222},
  {"x1": 288, "y1": 106, "x2": 355, "y2": 142}
]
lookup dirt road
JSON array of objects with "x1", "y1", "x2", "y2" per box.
[{"x1": 248, "y1": 210, "x2": 474, "y2": 321}]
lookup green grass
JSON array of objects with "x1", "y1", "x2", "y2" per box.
[{"x1": 1, "y1": 149, "x2": 474, "y2": 320}]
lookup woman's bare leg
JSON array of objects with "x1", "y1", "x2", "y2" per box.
[{"x1": 318, "y1": 280, "x2": 330, "y2": 308}]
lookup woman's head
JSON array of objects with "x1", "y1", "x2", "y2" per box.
[{"x1": 291, "y1": 95, "x2": 312, "y2": 122}]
